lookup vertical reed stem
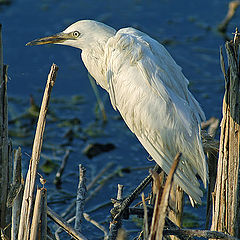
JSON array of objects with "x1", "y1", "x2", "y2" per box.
[{"x1": 211, "y1": 35, "x2": 240, "y2": 238}]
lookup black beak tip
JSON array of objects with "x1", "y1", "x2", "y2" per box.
[{"x1": 26, "y1": 40, "x2": 38, "y2": 46}]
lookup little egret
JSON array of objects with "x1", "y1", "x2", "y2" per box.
[{"x1": 27, "y1": 20, "x2": 208, "y2": 203}]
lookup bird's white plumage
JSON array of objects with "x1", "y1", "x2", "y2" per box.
[
  {"x1": 29, "y1": 20, "x2": 208, "y2": 203},
  {"x1": 103, "y1": 27, "x2": 207, "y2": 203}
]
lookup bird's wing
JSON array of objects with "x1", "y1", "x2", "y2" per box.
[{"x1": 104, "y1": 27, "x2": 207, "y2": 203}]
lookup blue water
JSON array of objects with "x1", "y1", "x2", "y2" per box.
[{"x1": 1, "y1": 0, "x2": 237, "y2": 238}]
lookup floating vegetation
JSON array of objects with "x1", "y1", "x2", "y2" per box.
[
  {"x1": 83, "y1": 121, "x2": 106, "y2": 138},
  {"x1": 40, "y1": 159, "x2": 59, "y2": 174}
]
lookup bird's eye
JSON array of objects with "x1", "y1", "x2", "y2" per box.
[{"x1": 72, "y1": 31, "x2": 80, "y2": 38}]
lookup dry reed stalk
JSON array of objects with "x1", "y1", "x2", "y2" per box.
[
  {"x1": 55, "y1": 216, "x2": 75, "y2": 240},
  {"x1": 108, "y1": 184, "x2": 124, "y2": 240},
  {"x1": 0, "y1": 24, "x2": 11, "y2": 233},
  {"x1": 47, "y1": 207, "x2": 88, "y2": 240},
  {"x1": 83, "y1": 213, "x2": 108, "y2": 239},
  {"x1": 74, "y1": 165, "x2": 87, "y2": 233},
  {"x1": 116, "y1": 229, "x2": 127, "y2": 240},
  {"x1": 0, "y1": 24, "x2": 2, "y2": 79},
  {"x1": 54, "y1": 149, "x2": 70, "y2": 186},
  {"x1": 201, "y1": 118, "x2": 219, "y2": 229},
  {"x1": 149, "y1": 153, "x2": 181, "y2": 240},
  {"x1": 163, "y1": 229, "x2": 239, "y2": 240},
  {"x1": 112, "y1": 164, "x2": 160, "y2": 223},
  {"x1": 29, "y1": 187, "x2": 46, "y2": 240},
  {"x1": 18, "y1": 64, "x2": 58, "y2": 240},
  {"x1": 11, "y1": 147, "x2": 23, "y2": 240},
  {"x1": 60, "y1": 162, "x2": 114, "y2": 220},
  {"x1": 149, "y1": 171, "x2": 164, "y2": 239},
  {"x1": 86, "y1": 166, "x2": 121, "y2": 203},
  {"x1": 0, "y1": 65, "x2": 11, "y2": 230},
  {"x1": 87, "y1": 162, "x2": 114, "y2": 191},
  {"x1": 40, "y1": 186, "x2": 47, "y2": 240},
  {"x1": 211, "y1": 33, "x2": 240, "y2": 237},
  {"x1": 168, "y1": 183, "x2": 183, "y2": 237},
  {"x1": 141, "y1": 192, "x2": 149, "y2": 240},
  {"x1": 218, "y1": 1, "x2": 240, "y2": 32}
]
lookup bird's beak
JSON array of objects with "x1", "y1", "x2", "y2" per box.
[{"x1": 26, "y1": 32, "x2": 72, "y2": 46}]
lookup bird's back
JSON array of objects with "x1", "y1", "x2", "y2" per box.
[{"x1": 104, "y1": 27, "x2": 207, "y2": 203}]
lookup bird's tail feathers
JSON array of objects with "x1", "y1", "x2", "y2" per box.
[{"x1": 138, "y1": 135, "x2": 205, "y2": 204}]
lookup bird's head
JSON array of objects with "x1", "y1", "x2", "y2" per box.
[{"x1": 26, "y1": 20, "x2": 116, "y2": 50}]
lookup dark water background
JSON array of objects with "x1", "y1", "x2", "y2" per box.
[{"x1": 1, "y1": 0, "x2": 238, "y2": 239}]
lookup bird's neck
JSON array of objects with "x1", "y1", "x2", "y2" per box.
[{"x1": 81, "y1": 42, "x2": 109, "y2": 91}]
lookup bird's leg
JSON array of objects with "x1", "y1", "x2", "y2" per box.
[{"x1": 111, "y1": 164, "x2": 161, "y2": 222}]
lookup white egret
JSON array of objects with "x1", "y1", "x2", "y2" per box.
[{"x1": 27, "y1": 20, "x2": 208, "y2": 203}]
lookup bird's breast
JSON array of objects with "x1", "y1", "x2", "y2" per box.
[{"x1": 81, "y1": 49, "x2": 109, "y2": 91}]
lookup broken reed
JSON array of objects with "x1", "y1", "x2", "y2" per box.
[
  {"x1": 211, "y1": 33, "x2": 240, "y2": 237},
  {"x1": 0, "y1": 23, "x2": 12, "y2": 236},
  {"x1": 17, "y1": 63, "x2": 58, "y2": 240},
  {"x1": 2, "y1": 62, "x2": 87, "y2": 240}
]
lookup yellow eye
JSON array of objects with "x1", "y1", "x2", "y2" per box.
[{"x1": 72, "y1": 31, "x2": 80, "y2": 38}]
